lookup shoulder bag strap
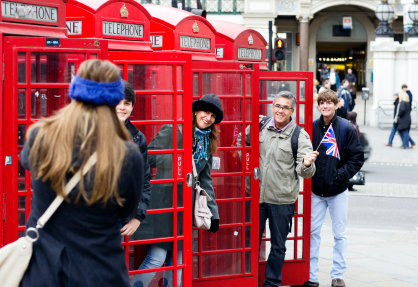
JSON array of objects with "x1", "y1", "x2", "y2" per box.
[
  {"x1": 37, "y1": 152, "x2": 97, "y2": 228},
  {"x1": 192, "y1": 159, "x2": 199, "y2": 181}
]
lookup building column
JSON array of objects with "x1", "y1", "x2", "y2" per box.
[
  {"x1": 404, "y1": 38, "x2": 418, "y2": 96},
  {"x1": 299, "y1": 16, "x2": 309, "y2": 72}
]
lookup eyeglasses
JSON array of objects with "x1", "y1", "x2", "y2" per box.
[{"x1": 273, "y1": 104, "x2": 293, "y2": 111}]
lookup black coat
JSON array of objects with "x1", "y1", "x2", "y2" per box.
[
  {"x1": 312, "y1": 115, "x2": 364, "y2": 197},
  {"x1": 125, "y1": 119, "x2": 152, "y2": 222},
  {"x1": 397, "y1": 101, "x2": 411, "y2": 131},
  {"x1": 20, "y1": 128, "x2": 143, "y2": 287},
  {"x1": 336, "y1": 106, "x2": 347, "y2": 119}
]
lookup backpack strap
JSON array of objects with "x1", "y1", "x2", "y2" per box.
[
  {"x1": 291, "y1": 125, "x2": 301, "y2": 180},
  {"x1": 259, "y1": 116, "x2": 271, "y2": 132}
]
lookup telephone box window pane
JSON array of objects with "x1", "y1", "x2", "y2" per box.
[
  {"x1": 18, "y1": 125, "x2": 26, "y2": 147},
  {"x1": 130, "y1": 243, "x2": 147, "y2": 271},
  {"x1": 193, "y1": 73, "x2": 199, "y2": 97},
  {"x1": 18, "y1": 196, "x2": 26, "y2": 226},
  {"x1": 201, "y1": 253, "x2": 242, "y2": 277},
  {"x1": 31, "y1": 53, "x2": 85, "y2": 83},
  {"x1": 297, "y1": 240, "x2": 303, "y2": 259},
  {"x1": 201, "y1": 227, "x2": 242, "y2": 251},
  {"x1": 148, "y1": 183, "x2": 174, "y2": 210},
  {"x1": 244, "y1": 125, "x2": 251, "y2": 147},
  {"x1": 148, "y1": 153, "x2": 176, "y2": 180},
  {"x1": 217, "y1": 201, "x2": 242, "y2": 224},
  {"x1": 297, "y1": 217, "x2": 303, "y2": 237},
  {"x1": 210, "y1": 150, "x2": 242, "y2": 174},
  {"x1": 88, "y1": 54, "x2": 98, "y2": 59},
  {"x1": 245, "y1": 74, "x2": 251, "y2": 96},
  {"x1": 213, "y1": 176, "x2": 242, "y2": 199},
  {"x1": 245, "y1": 251, "x2": 251, "y2": 273},
  {"x1": 300, "y1": 81, "x2": 306, "y2": 101},
  {"x1": 245, "y1": 100, "x2": 252, "y2": 121},
  {"x1": 136, "y1": 124, "x2": 173, "y2": 146},
  {"x1": 245, "y1": 175, "x2": 251, "y2": 197},
  {"x1": 131, "y1": 213, "x2": 173, "y2": 240},
  {"x1": 177, "y1": 240, "x2": 183, "y2": 265},
  {"x1": 117, "y1": 64, "x2": 124, "y2": 79},
  {"x1": 192, "y1": 256, "x2": 199, "y2": 278},
  {"x1": 176, "y1": 66, "x2": 183, "y2": 90},
  {"x1": 193, "y1": 230, "x2": 199, "y2": 252},
  {"x1": 245, "y1": 226, "x2": 251, "y2": 247},
  {"x1": 176, "y1": 96, "x2": 183, "y2": 120},
  {"x1": 18, "y1": 160, "x2": 26, "y2": 191},
  {"x1": 131, "y1": 94, "x2": 173, "y2": 120},
  {"x1": 245, "y1": 201, "x2": 251, "y2": 223},
  {"x1": 177, "y1": 182, "x2": 183, "y2": 207},
  {"x1": 18, "y1": 52, "x2": 26, "y2": 83},
  {"x1": 285, "y1": 240, "x2": 295, "y2": 260},
  {"x1": 128, "y1": 65, "x2": 173, "y2": 91},
  {"x1": 177, "y1": 211, "x2": 183, "y2": 236},
  {"x1": 202, "y1": 73, "x2": 242, "y2": 96},
  {"x1": 217, "y1": 124, "x2": 242, "y2": 148},
  {"x1": 31, "y1": 89, "x2": 69, "y2": 119},
  {"x1": 289, "y1": 217, "x2": 295, "y2": 237},
  {"x1": 18, "y1": 89, "x2": 26, "y2": 119},
  {"x1": 176, "y1": 124, "x2": 183, "y2": 149},
  {"x1": 299, "y1": 104, "x2": 305, "y2": 124},
  {"x1": 221, "y1": 99, "x2": 242, "y2": 121},
  {"x1": 297, "y1": 194, "x2": 304, "y2": 215}
]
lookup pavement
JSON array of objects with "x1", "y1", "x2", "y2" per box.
[{"x1": 292, "y1": 97, "x2": 418, "y2": 287}]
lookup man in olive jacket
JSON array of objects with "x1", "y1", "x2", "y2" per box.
[{"x1": 239, "y1": 91, "x2": 318, "y2": 287}]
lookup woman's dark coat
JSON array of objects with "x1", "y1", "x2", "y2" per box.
[
  {"x1": 20, "y1": 128, "x2": 143, "y2": 287},
  {"x1": 132, "y1": 125, "x2": 218, "y2": 250},
  {"x1": 397, "y1": 101, "x2": 411, "y2": 131}
]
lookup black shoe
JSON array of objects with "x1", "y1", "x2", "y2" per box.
[
  {"x1": 348, "y1": 187, "x2": 357, "y2": 191},
  {"x1": 292, "y1": 281, "x2": 319, "y2": 287}
]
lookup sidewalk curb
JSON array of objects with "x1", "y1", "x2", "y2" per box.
[{"x1": 349, "y1": 192, "x2": 418, "y2": 199}]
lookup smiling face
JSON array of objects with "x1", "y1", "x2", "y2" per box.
[
  {"x1": 318, "y1": 99, "x2": 337, "y2": 119},
  {"x1": 272, "y1": 97, "x2": 294, "y2": 128},
  {"x1": 115, "y1": 99, "x2": 133, "y2": 122},
  {"x1": 195, "y1": 110, "x2": 216, "y2": 130}
]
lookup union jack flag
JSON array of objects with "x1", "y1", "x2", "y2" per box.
[{"x1": 320, "y1": 125, "x2": 340, "y2": 159}]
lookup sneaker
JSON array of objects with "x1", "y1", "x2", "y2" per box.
[
  {"x1": 331, "y1": 278, "x2": 346, "y2": 287},
  {"x1": 384, "y1": 143, "x2": 392, "y2": 147},
  {"x1": 411, "y1": 143, "x2": 416, "y2": 149},
  {"x1": 292, "y1": 281, "x2": 319, "y2": 287}
]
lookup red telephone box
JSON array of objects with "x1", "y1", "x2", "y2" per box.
[
  {"x1": 1, "y1": 0, "x2": 110, "y2": 248},
  {"x1": 66, "y1": 1, "x2": 194, "y2": 286}
]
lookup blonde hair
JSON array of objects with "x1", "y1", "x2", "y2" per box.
[
  {"x1": 192, "y1": 112, "x2": 219, "y2": 154},
  {"x1": 27, "y1": 60, "x2": 130, "y2": 206},
  {"x1": 399, "y1": 91, "x2": 410, "y2": 102}
]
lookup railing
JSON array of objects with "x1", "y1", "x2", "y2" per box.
[
  {"x1": 137, "y1": 0, "x2": 245, "y2": 14},
  {"x1": 378, "y1": 100, "x2": 417, "y2": 129}
]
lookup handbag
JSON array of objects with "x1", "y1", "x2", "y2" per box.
[
  {"x1": 0, "y1": 152, "x2": 97, "y2": 287},
  {"x1": 192, "y1": 159, "x2": 213, "y2": 230}
]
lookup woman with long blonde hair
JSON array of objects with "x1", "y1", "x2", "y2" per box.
[{"x1": 20, "y1": 59, "x2": 144, "y2": 287}]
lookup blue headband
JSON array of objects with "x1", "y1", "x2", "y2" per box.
[{"x1": 69, "y1": 75, "x2": 125, "y2": 106}]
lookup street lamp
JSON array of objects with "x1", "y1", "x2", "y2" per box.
[
  {"x1": 375, "y1": 0, "x2": 394, "y2": 37},
  {"x1": 408, "y1": 0, "x2": 418, "y2": 37}
]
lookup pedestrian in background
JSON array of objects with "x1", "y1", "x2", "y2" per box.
[
  {"x1": 402, "y1": 84, "x2": 416, "y2": 148},
  {"x1": 320, "y1": 63, "x2": 329, "y2": 84},
  {"x1": 326, "y1": 68, "x2": 340, "y2": 92},
  {"x1": 313, "y1": 93, "x2": 322, "y2": 121},
  {"x1": 131, "y1": 94, "x2": 223, "y2": 287},
  {"x1": 240, "y1": 91, "x2": 318, "y2": 287},
  {"x1": 344, "y1": 68, "x2": 357, "y2": 109},
  {"x1": 385, "y1": 93, "x2": 400, "y2": 147},
  {"x1": 115, "y1": 81, "x2": 152, "y2": 236},
  {"x1": 19, "y1": 59, "x2": 144, "y2": 287},
  {"x1": 336, "y1": 98, "x2": 347, "y2": 119},
  {"x1": 337, "y1": 80, "x2": 352, "y2": 112},
  {"x1": 318, "y1": 80, "x2": 331, "y2": 94},
  {"x1": 298, "y1": 89, "x2": 364, "y2": 287},
  {"x1": 397, "y1": 92, "x2": 416, "y2": 149}
]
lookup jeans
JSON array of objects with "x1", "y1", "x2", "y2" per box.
[
  {"x1": 310, "y1": 190, "x2": 349, "y2": 282},
  {"x1": 398, "y1": 130, "x2": 412, "y2": 149},
  {"x1": 388, "y1": 126, "x2": 415, "y2": 146},
  {"x1": 131, "y1": 245, "x2": 182, "y2": 287},
  {"x1": 388, "y1": 126, "x2": 397, "y2": 145},
  {"x1": 259, "y1": 203, "x2": 295, "y2": 287}
]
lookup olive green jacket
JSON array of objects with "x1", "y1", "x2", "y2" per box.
[{"x1": 239, "y1": 116, "x2": 316, "y2": 205}]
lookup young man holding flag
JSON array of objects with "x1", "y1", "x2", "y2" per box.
[{"x1": 299, "y1": 89, "x2": 364, "y2": 287}]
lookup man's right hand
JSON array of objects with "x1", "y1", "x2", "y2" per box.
[{"x1": 304, "y1": 151, "x2": 319, "y2": 167}]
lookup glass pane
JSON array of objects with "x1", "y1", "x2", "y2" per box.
[
  {"x1": 245, "y1": 74, "x2": 251, "y2": 96},
  {"x1": 202, "y1": 73, "x2": 242, "y2": 96},
  {"x1": 31, "y1": 53, "x2": 85, "y2": 83},
  {"x1": 297, "y1": 240, "x2": 303, "y2": 259},
  {"x1": 18, "y1": 160, "x2": 26, "y2": 191},
  {"x1": 245, "y1": 100, "x2": 252, "y2": 121},
  {"x1": 245, "y1": 226, "x2": 251, "y2": 247},
  {"x1": 176, "y1": 95, "x2": 183, "y2": 120},
  {"x1": 245, "y1": 175, "x2": 251, "y2": 197},
  {"x1": 217, "y1": 201, "x2": 242, "y2": 224},
  {"x1": 300, "y1": 81, "x2": 306, "y2": 101},
  {"x1": 285, "y1": 240, "x2": 295, "y2": 260},
  {"x1": 176, "y1": 65, "x2": 183, "y2": 90},
  {"x1": 177, "y1": 211, "x2": 183, "y2": 236},
  {"x1": 117, "y1": 64, "x2": 124, "y2": 79},
  {"x1": 131, "y1": 94, "x2": 174, "y2": 121},
  {"x1": 88, "y1": 54, "x2": 98, "y2": 59},
  {"x1": 131, "y1": 269, "x2": 177, "y2": 287},
  {"x1": 31, "y1": 88, "x2": 70, "y2": 119},
  {"x1": 18, "y1": 52, "x2": 26, "y2": 83},
  {"x1": 148, "y1": 153, "x2": 175, "y2": 180},
  {"x1": 176, "y1": 124, "x2": 183, "y2": 149},
  {"x1": 18, "y1": 125, "x2": 26, "y2": 147},
  {"x1": 136, "y1": 124, "x2": 180, "y2": 146},
  {"x1": 131, "y1": 213, "x2": 173, "y2": 240},
  {"x1": 177, "y1": 240, "x2": 183, "y2": 265},
  {"x1": 148, "y1": 183, "x2": 174, "y2": 209},
  {"x1": 18, "y1": 196, "x2": 26, "y2": 226},
  {"x1": 244, "y1": 125, "x2": 251, "y2": 147},
  {"x1": 245, "y1": 251, "x2": 251, "y2": 273},
  {"x1": 202, "y1": 253, "x2": 242, "y2": 277},
  {"x1": 260, "y1": 81, "x2": 297, "y2": 117},
  {"x1": 210, "y1": 150, "x2": 241, "y2": 174},
  {"x1": 245, "y1": 201, "x2": 251, "y2": 223},
  {"x1": 297, "y1": 194, "x2": 304, "y2": 215},
  {"x1": 217, "y1": 124, "x2": 242, "y2": 148},
  {"x1": 289, "y1": 217, "x2": 295, "y2": 237},
  {"x1": 213, "y1": 176, "x2": 242, "y2": 199},
  {"x1": 192, "y1": 256, "x2": 199, "y2": 278},
  {"x1": 221, "y1": 99, "x2": 242, "y2": 121},
  {"x1": 193, "y1": 230, "x2": 199, "y2": 252},
  {"x1": 299, "y1": 104, "x2": 305, "y2": 124},
  {"x1": 128, "y1": 64, "x2": 173, "y2": 91},
  {"x1": 202, "y1": 226, "x2": 242, "y2": 251},
  {"x1": 18, "y1": 89, "x2": 26, "y2": 119},
  {"x1": 177, "y1": 182, "x2": 183, "y2": 207},
  {"x1": 193, "y1": 73, "x2": 199, "y2": 97},
  {"x1": 297, "y1": 217, "x2": 303, "y2": 237}
]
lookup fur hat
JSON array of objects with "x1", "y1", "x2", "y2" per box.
[{"x1": 192, "y1": 94, "x2": 223, "y2": 124}]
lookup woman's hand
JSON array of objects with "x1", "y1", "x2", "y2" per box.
[
  {"x1": 120, "y1": 218, "x2": 141, "y2": 236},
  {"x1": 208, "y1": 219, "x2": 219, "y2": 233}
]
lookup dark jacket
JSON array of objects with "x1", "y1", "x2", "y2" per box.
[
  {"x1": 132, "y1": 125, "x2": 219, "y2": 250},
  {"x1": 397, "y1": 101, "x2": 411, "y2": 131},
  {"x1": 407, "y1": 90, "x2": 413, "y2": 109},
  {"x1": 336, "y1": 106, "x2": 347, "y2": 119},
  {"x1": 125, "y1": 119, "x2": 152, "y2": 222},
  {"x1": 312, "y1": 115, "x2": 364, "y2": 197},
  {"x1": 20, "y1": 128, "x2": 143, "y2": 287}
]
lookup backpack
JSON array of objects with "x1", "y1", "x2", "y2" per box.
[
  {"x1": 313, "y1": 118, "x2": 348, "y2": 152},
  {"x1": 259, "y1": 117, "x2": 301, "y2": 179}
]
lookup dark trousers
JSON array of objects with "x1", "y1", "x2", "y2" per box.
[
  {"x1": 259, "y1": 203, "x2": 295, "y2": 287},
  {"x1": 331, "y1": 84, "x2": 337, "y2": 91}
]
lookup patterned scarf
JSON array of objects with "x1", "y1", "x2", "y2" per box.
[{"x1": 193, "y1": 127, "x2": 211, "y2": 167}]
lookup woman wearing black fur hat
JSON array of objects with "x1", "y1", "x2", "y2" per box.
[{"x1": 131, "y1": 94, "x2": 223, "y2": 287}]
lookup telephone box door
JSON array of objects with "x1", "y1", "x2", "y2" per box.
[
  {"x1": 3, "y1": 37, "x2": 108, "y2": 245},
  {"x1": 191, "y1": 62, "x2": 260, "y2": 287},
  {"x1": 258, "y1": 71, "x2": 313, "y2": 286}
]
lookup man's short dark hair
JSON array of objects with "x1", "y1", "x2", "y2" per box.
[
  {"x1": 341, "y1": 79, "x2": 348, "y2": 85},
  {"x1": 402, "y1": 84, "x2": 408, "y2": 89},
  {"x1": 123, "y1": 80, "x2": 136, "y2": 106},
  {"x1": 318, "y1": 89, "x2": 338, "y2": 105}
]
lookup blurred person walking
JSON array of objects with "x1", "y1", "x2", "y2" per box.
[
  {"x1": 385, "y1": 93, "x2": 400, "y2": 147},
  {"x1": 397, "y1": 91, "x2": 416, "y2": 149},
  {"x1": 336, "y1": 98, "x2": 347, "y2": 119},
  {"x1": 326, "y1": 68, "x2": 340, "y2": 91},
  {"x1": 19, "y1": 59, "x2": 144, "y2": 287},
  {"x1": 344, "y1": 69, "x2": 357, "y2": 110},
  {"x1": 320, "y1": 64, "x2": 329, "y2": 84},
  {"x1": 337, "y1": 80, "x2": 352, "y2": 112},
  {"x1": 318, "y1": 80, "x2": 331, "y2": 94}
]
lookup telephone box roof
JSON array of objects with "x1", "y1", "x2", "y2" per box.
[{"x1": 210, "y1": 20, "x2": 267, "y2": 45}]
